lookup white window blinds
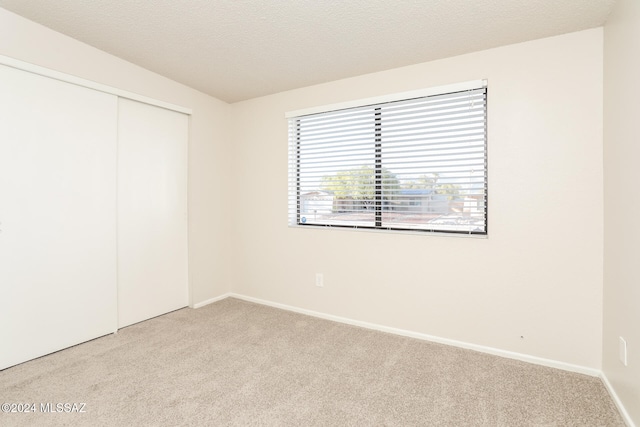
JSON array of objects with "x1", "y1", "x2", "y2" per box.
[{"x1": 288, "y1": 82, "x2": 487, "y2": 235}]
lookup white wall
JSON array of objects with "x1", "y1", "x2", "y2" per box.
[
  {"x1": 0, "y1": 8, "x2": 233, "y2": 305},
  {"x1": 603, "y1": 0, "x2": 640, "y2": 423},
  {"x1": 231, "y1": 29, "x2": 604, "y2": 369}
]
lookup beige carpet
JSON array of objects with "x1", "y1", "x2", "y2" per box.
[{"x1": 0, "y1": 298, "x2": 624, "y2": 426}]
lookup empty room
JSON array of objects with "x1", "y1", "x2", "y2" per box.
[{"x1": 0, "y1": 0, "x2": 638, "y2": 425}]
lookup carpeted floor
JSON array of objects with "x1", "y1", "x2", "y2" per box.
[{"x1": 0, "y1": 298, "x2": 625, "y2": 426}]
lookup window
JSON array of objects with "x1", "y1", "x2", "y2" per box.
[{"x1": 287, "y1": 81, "x2": 487, "y2": 235}]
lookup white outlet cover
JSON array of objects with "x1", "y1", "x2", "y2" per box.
[{"x1": 619, "y1": 337, "x2": 628, "y2": 366}]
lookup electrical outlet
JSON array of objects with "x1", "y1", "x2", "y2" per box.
[
  {"x1": 619, "y1": 337, "x2": 628, "y2": 366},
  {"x1": 315, "y1": 273, "x2": 324, "y2": 287}
]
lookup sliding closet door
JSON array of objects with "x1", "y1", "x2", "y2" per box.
[
  {"x1": 0, "y1": 65, "x2": 118, "y2": 370},
  {"x1": 117, "y1": 98, "x2": 188, "y2": 328}
]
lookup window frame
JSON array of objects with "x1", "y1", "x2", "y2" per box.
[{"x1": 287, "y1": 80, "x2": 488, "y2": 236}]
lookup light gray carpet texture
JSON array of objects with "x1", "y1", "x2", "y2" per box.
[{"x1": 0, "y1": 298, "x2": 625, "y2": 426}]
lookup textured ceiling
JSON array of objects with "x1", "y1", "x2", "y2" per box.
[{"x1": 0, "y1": 0, "x2": 615, "y2": 103}]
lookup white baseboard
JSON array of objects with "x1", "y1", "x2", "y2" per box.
[
  {"x1": 601, "y1": 372, "x2": 636, "y2": 427},
  {"x1": 191, "y1": 292, "x2": 232, "y2": 309},
  {"x1": 226, "y1": 293, "x2": 600, "y2": 377}
]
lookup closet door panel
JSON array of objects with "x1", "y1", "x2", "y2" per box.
[
  {"x1": 117, "y1": 98, "x2": 188, "y2": 328},
  {"x1": 0, "y1": 65, "x2": 118, "y2": 370}
]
